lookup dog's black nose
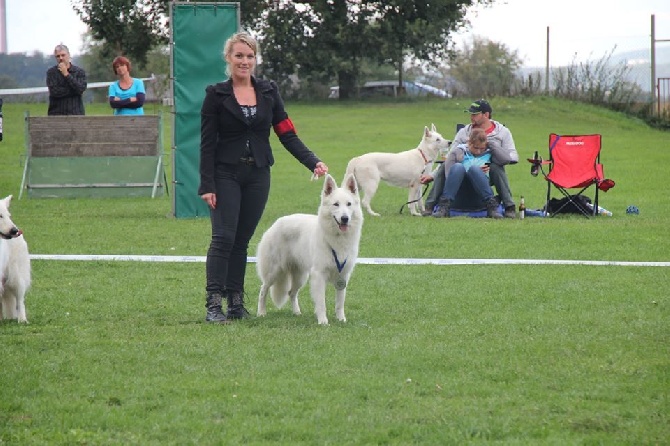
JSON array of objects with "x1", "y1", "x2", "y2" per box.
[
  {"x1": 340, "y1": 216, "x2": 349, "y2": 224},
  {"x1": 10, "y1": 227, "x2": 19, "y2": 236}
]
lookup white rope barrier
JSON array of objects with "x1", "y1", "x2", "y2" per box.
[
  {"x1": 0, "y1": 77, "x2": 156, "y2": 96},
  {"x1": 28, "y1": 254, "x2": 670, "y2": 267}
]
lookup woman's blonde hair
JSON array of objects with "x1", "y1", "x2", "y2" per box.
[{"x1": 223, "y1": 32, "x2": 258, "y2": 76}]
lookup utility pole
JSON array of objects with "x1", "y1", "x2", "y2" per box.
[
  {"x1": 0, "y1": 0, "x2": 7, "y2": 54},
  {"x1": 651, "y1": 14, "x2": 656, "y2": 113},
  {"x1": 545, "y1": 26, "x2": 550, "y2": 93}
]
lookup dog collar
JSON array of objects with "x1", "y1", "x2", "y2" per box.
[
  {"x1": 331, "y1": 248, "x2": 347, "y2": 273},
  {"x1": 418, "y1": 148, "x2": 430, "y2": 164}
]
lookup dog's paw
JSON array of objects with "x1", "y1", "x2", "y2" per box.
[{"x1": 317, "y1": 317, "x2": 329, "y2": 325}]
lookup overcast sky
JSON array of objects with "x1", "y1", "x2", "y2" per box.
[{"x1": 4, "y1": 0, "x2": 670, "y2": 67}]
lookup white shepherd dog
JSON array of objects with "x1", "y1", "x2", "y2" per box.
[
  {"x1": 345, "y1": 124, "x2": 451, "y2": 216},
  {"x1": 0, "y1": 195, "x2": 31, "y2": 323},
  {"x1": 256, "y1": 174, "x2": 363, "y2": 325}
]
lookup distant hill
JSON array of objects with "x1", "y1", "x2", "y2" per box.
[
  {"x1": 611, "y1": 45, "x2": 670, "y2": 65},
  {"x1": 521, "y1": 46, "x2": 670, "y2": 93}
]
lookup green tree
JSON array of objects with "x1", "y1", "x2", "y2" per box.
[
  {"x1": 241, "y1": 0, "x2": 491, "y2": 99},
  {"x1": 449, "y1": 36, "x2": 523, "y2": 98},
  {"x1": 370, "y1": 0, "x2": 489, "y2": 87},
  {"x1": 71, "y1": 0, "x2": 170, "y2": 67},
  {"x1": 299, "y1": 1, "x2": 372, "y2": 100},
  {"x1": 247, "y1": 1, "x2": 372, "y2": 100}
]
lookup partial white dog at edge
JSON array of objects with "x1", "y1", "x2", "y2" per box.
[
  {"x1": 256, "y1": 173, "x2": 363, "y2": 325},
  {"x1": 0, "y1": 195, "x2": 31, "y2": 324},
  {"x1": 345, "y1": 124, "x2": 451, "y2": 216}
]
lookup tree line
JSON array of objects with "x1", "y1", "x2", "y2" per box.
[
  {"x1": 3, "y1": 0, "x2": 655, "y2": 125},
  {"x1": 0, "y1": 53, "x2": 52, "y2": 90},
  {"x1": 65, "y1": 0, "x2": 527, "y2": 100},
  {"x1": 3, "y1": 0, "x2": 523, "y2": 100}
]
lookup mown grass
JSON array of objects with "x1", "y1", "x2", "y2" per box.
[{"x1": 0, "y1": 99, "x2": 668, "y2": 445}]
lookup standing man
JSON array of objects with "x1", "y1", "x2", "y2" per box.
[
  {"x1": 46, "y1": 44, "x2": 87, "y2": 116},
  {"x1": 421, "y1": 99, "x2": 518, "y2": 218}
]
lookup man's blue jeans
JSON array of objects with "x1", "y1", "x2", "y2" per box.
[{"x1": 439, "y1": 163, "x2": 495, "y2": 210}]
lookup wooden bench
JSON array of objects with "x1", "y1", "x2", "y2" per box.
[{"x1": 20, "y1": 114, "x2": 165, "y2": 198}]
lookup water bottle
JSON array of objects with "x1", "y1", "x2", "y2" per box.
[
  {"x1": 518, "y1": 195, "x2": 525, "y2": 219},
  {"x1": 597, "y1": 206, "x2": 613, "y2": 217},
  {"x1": 585, "y1": 202, "x2": 612, "y2": 216}
]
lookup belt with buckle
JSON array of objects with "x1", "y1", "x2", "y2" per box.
[{"x1": 239, "y1": 156, "x2": 255, "y2": 165}]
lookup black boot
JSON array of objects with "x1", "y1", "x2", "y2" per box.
[
  {"x1": 432, "y1": 198, "x2": 451, "y2": 218},
  {"x1": 421, "y1": 201, "x2": 435, "y2": 216},
  {"x1": 205, "y1": 292, "x2": 229, "y2": 323},
  {"x1": 486, "y1": 197, "x2": 503, "y2": 219},
  {"x1": 227, "y1": 290, "x2": 250, "y2": 320}
]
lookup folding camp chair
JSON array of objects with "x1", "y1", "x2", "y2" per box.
[{"x1": 528, "y1": 133, "x2": 615, "y2": 217}]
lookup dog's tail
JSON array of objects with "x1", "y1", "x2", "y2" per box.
[
  {"x1": 344, "y1": 157, "x2": 358, "y2": 185},
  {"x1": 269, "y1": 275, "x2": 291, "y2": 309}
]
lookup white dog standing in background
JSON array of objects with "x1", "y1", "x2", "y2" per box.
[
  {"x1": 256, "y1": 174, "x2": 363, "y2": 325},
  {"x1": 345, "y1": 124, "x2": 451, "y2": 216},
  {"x1": 0, "y1": 195, "x2": 31, "y2": 323}
]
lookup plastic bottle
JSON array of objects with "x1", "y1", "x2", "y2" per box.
[
  {"x1": 596, "y1": 205, "x2": 612, "y2": 216},
  {"x1": 518, "y1": 195, "x2": 525, "y2": 219},
  {"x1": 585, "y1": 202, "x2": 612, "y2": 216}
]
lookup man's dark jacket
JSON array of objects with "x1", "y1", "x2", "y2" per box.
[{"x1": 46, "y1": 64, "x2": 87, "y2": 116}]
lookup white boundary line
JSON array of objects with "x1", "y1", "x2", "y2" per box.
[{"x1": 29, "y1": 254, "x2": 670, "y2": 267}]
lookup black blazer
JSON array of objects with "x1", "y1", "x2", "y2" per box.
[{"x1": 198, "y1": 76, "x2": 321, "y2": 195}]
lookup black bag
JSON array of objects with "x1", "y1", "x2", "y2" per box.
[{"x1": 545, "y1": 195, "x2": 592, "y2": 214}]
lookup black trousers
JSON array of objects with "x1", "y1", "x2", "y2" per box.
[{"x1": 206, "y1": 162, "x2": 271, "y2": 295}]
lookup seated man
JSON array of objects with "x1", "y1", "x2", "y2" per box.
[
  {"x1": 432, "y1": 127, "x2": 502, "y2": 219},
  {"x1": 421, "y1": 99, "x2": 518, "y2": 217}
]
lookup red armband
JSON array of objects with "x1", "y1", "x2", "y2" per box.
[{"x1": 273, "y1": 118, "x2": 296, "y2": 136}]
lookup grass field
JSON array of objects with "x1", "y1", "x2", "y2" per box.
[{"x1": 0, "y1": 98, "x2": 668, "y2": 445}]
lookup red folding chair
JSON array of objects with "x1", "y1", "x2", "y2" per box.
[{"x1": 529, "y1": 133, "x2": 615, "y2": 217}]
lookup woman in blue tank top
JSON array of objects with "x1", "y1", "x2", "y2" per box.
[{"x1": 108, "y1": 56, "x2": 145, "y2": 116}]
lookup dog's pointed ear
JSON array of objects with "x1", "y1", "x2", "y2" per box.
[
  {"x1": 2, "y1": 195, "x2": 12, "y2": 208},
  {"x1": 424, "y1": 126, "x2": 431, "y2": 137},
  {"x1": 322, "y1": 174, "x2": 337, "y2": 197},
  {"x1": 431, "y1": 123, "x2": 437, "y2": 132},
  {"x1": 344, "y1": 173, "x2": 358, "y2": 195}
]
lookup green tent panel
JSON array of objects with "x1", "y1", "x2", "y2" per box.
[{"x1": 170, "y1": 2, "x2": 240, "y2": 218}]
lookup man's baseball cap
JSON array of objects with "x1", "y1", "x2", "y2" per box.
[{"x1": 465, "y1": 99, "x2": 492, "y2": 115}]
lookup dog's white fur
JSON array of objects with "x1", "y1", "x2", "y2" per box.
[
  {"x1": 256, "y1": 174, "x2": 363, "y2": 325},
  {"x1": 0, "y1": 195, "x2": 31, "y2": 323},
  {"x1": 345, "y1": 124, "x2": 451, "y2": 216}
]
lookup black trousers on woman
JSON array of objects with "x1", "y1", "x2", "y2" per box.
[{"x1": 206, "y1": 162, "x2": 271, "y2": 294}]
